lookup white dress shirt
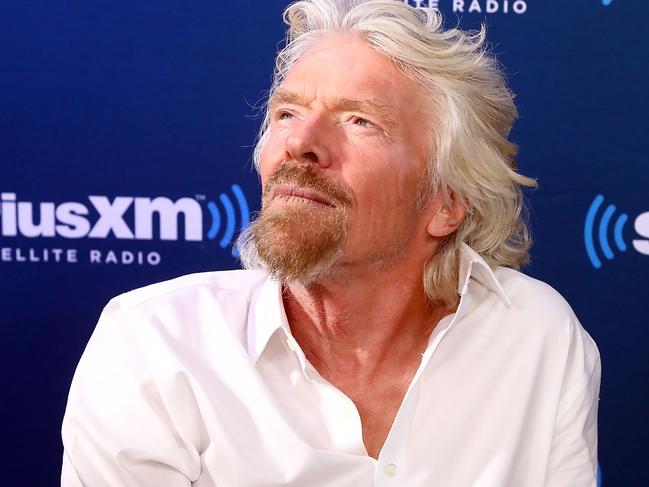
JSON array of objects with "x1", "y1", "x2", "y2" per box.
[{"x1": 61, "y1": 243, "x2": 600, "y2": 487}]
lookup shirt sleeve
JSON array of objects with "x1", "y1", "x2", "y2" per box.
[
  {"x1": 61, "y1": 300, "x2": 201, "y2": 487},
  {"x1": 544, "y1": 319, "x2": 601, "y2": 487}
]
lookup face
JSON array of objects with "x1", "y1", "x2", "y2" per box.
[{"x1": 251, "y1": 34, "x2": 434, "y2": 282}]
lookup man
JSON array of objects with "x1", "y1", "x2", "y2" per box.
[{"x1": 61, "y1": 0, "x2": 600, "y2": 486}]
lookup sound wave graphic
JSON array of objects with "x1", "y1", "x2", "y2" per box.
[
  {"x1": 597, "y1": 463, "x2": 602, "y2": 487},
  {"x1": 207, "y1": 184, "x2": 250, "y2": 256},
  {"x1": 584, "y1": 194, "x2": 628, "y2": 269}
]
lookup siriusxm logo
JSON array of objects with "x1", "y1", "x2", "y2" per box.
[
  {"x1": 0, "y1": 185, "x2": 250, "y2": 253},
  {"x1": 583, "y1": 194, "x2": 648, "y2": 268},
  {"x1": 403, "y1": 0, "x2": 528, "y2": 15},
  {"x1": 206, "y1": 185, "x2": 249, "y2": 252},
  {"x1": 598, "y1": 463, "x2": 602, "y2": 487},
  {"x1": 405, "y1": 0, "x2": 612, "y2": 15}
]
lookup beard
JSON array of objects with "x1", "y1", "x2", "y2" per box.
[{"x1": 237, "y1": 162, "x2": 352, "y2": 284}]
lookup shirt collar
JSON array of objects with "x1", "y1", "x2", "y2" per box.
[
  {"x1": 247, "y1": 275, "x2": 287, "y2": 365},
  {"x1": 457, "y1": 243, "x2": 511, "y2": 307},
  {"x1": 247, "y1": 243, "x2": 511, "y2": 364}
]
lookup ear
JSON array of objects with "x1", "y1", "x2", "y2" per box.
[{"x1": 426, "y1": 190, "x2": 466, "y2": 238}]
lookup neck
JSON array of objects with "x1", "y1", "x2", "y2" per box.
[{"x1": 283, "y1": 249, "x2": 455, "y2": 377}]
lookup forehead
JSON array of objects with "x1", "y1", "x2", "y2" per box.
[{"x1": 278, "y1": 34, "x2": 427, "y2": 116}]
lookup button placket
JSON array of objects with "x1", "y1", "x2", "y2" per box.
[
  {"x1": 384, "y1": 463, "x2": 397, "y2": 477},
  {"x1": 286, "y1": 335, "x2": 298, "y2": 352}
]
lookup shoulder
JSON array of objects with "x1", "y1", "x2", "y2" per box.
[
  {"x1": 495, "y1": 267, "x2": 590, "y2": 342},
  {"x1": 493, "y1": 267, "x2": 600, "y2": 382},
  {"x1": 63, "y1": 270, "x2": 273, "y2": 472},
  {"x1": 92, "y1": 269, "x2": 271, "y2": 354},
  {"x1": 495, "y1": 267, "x2": 576, "y2": 319},
  {"x1": 111, "y1": 269, "x2": 269, "y2": 312}
]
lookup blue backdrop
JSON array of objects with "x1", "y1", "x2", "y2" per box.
[{"x1": 1, "y1": 1, "x2": 647, "y2": 485}]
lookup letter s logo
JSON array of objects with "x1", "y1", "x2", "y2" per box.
[{"x1": 632, "y1": 212, "x2": 649, "y2": 255}]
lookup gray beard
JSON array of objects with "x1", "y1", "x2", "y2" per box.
[{"x1": 236, "y1": 202, "x2": 349, "y2": 285}]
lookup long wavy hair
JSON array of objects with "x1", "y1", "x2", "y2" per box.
[{"x1": 248, "y1": 0, "x2": 537, "y2": 307}]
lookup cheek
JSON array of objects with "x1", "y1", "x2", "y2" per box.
[
  {"x1": 344, "y1": 148, "x2": 420, "y2": 208},
  {"x1": 384, "y1": 149, "x2": 428, "y2": 205},
  {"x1": 344, "y1": 169, "x2": 398, "y2": 223},
  {"x1": 258, "y1": 135, "x2": 284, "y2": 186}
]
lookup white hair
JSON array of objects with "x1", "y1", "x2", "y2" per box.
[{"x1": 248, "y1": 0, "x2": 537, "y2": 306}]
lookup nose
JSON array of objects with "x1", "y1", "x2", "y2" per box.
[{"x1": 285, "y1": 118, "x2": 332, "y2": 168}]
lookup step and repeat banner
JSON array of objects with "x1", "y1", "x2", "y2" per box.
[{"x1": 1, "y1": 1, "x2": 647, "y2": 485}]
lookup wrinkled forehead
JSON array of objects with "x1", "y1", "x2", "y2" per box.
[
  {"x1": 274, "y1": 34, "x2": 432, "y2": 131},
  {"x1": 280, "y1": 34, "x2": 416, "y2": 97}
]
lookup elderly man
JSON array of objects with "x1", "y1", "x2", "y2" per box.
[{"x1": 61, "y1": 0, "x2": 600, "y2": 486}]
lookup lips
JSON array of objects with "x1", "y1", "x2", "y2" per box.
[{"x1": 271, "y1": 183, "x2": 335, "y2": 207}]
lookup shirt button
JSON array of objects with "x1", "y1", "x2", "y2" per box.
[
  {"x1": 286, "y1": 336, "x2": 298, "y2": 352},
  {"x1": 384, "y1": 463, "x2": 397, "y2": 477}
]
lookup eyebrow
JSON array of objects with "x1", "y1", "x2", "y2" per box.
[{"x1": 269, "y1": 89, "x2": 397, "y2": 128}]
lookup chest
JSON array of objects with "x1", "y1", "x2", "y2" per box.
[
  {"x1": 322, "y1": 360, "x2": 421, "y2": 458},
  {"x1": 195, "y1": 341, "x2": 557, "y2": 487}
]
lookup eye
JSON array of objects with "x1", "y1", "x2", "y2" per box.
[
  {"x1": 274, "y1": 110, "x2": 294, "y2": 121},
  {"x1": 352, "y1": 116, "x2": 373, "y2": 128}
]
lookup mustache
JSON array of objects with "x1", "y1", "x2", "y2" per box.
[{"x1": 262, "y1": 162, "x2": 353, "y2": 207}]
